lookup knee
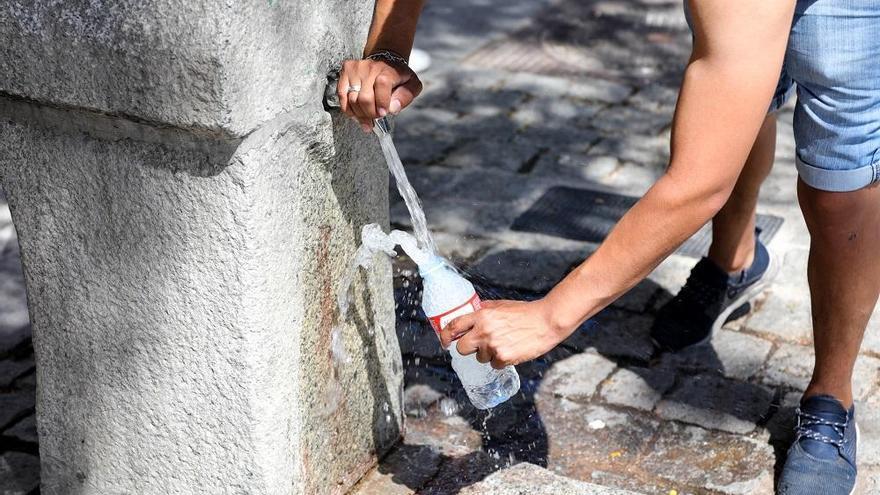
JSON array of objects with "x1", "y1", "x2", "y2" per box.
[{"x1": 799, "y1": 180, "x2": 880, "y2": 235}]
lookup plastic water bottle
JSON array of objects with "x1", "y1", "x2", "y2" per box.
[{"x1": 419, "y1": 255, "x2": 521, "y2": 409}]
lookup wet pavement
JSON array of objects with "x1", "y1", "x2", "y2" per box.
[
  {"x1": 354, "y1": 0, "x2": 880, "y2": 493},
  {"x1": 4, "y1": 0, "x2": 880, "y2": 493}
]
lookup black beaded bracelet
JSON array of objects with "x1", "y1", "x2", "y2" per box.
[{"x1": 365, "y1": 50, "x2": 410, "y2": 70}]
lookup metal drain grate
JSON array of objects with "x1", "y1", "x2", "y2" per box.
[{"x1": 511, "y1": 186, "x2": 784, "y2": 258}]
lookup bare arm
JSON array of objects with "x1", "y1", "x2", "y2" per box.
[
  {"x1": 363, "y1": 0, "x2": 425, "y2": 58},
  {"x1": 442, "y1": 0, "x2": 796, "y2": 368},
  {"x1": 337, "y1": 0, "x2": 426, "y2": 131}
]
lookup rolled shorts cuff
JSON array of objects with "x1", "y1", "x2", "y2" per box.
[{"x1": 796, "y1": 156, "x2": 880, "y2": 192}]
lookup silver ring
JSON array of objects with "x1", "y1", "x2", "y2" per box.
[{"x1": 347, "y1": 85, "x2": 361, "y2": 93}]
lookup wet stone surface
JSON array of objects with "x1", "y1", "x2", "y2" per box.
[{"x1": 8, "y1": 0, "x2": 880, "y2": 493}]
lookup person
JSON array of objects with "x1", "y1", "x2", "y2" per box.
[{"x1": 337, "y1": 1, "x2": 879, "y2": 492}]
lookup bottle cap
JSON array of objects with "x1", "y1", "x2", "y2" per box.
[{"x1": 418, "y1": 255, "x2": 447, "y2": 277}]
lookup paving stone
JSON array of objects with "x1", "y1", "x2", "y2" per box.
[
  {"x1": 513, "y1": 123, "x2": 600, "y2": 155},
  {"x1": 431, "y1": 232, "x2": 493, "y2": 266},
  {"x1": 656, "y1": 375, "x2": 774, "y2": 434},
  {"x1": 612, "y1": 279, "x2": 658, "y2": 313},
  {"x1": 663, "y1": 329, "x2": 773, "y2": 381},
  {"x1": 563, "y1": 309, "x2": 655, "y2": 362},
  {"x1": 541, "y1": 403, "x2": 659, "y2": 484},
  {"x1": 855, "y1": 398, "x2": 880, "y2": 467},
  {"x1": 394, "y1": 134, "x2": 458, "y2": 167},
  {"x1": 509, "y1": 96, "x2": 603, "y2": 131},
  {"x1": 443, "y1": 138, "x2": 543, "y2": 173},
  {"x1": 531, "y1": 152, "x2": 621, "y2": 183},
  {"x1": 458, "y1": 462, "x2": 642, "y2": 495},
  {"x1": 4, "y1": 414, "x2": 37, "y2": 444},
  {"x1": 0, "y1": 393, "x2": 32, "y2": 431},
  {"x1": 628, "y1": 84, "x2": 679, "y2": 113},
  {"x1": 862, "y1": 309, "x2": 880, "y2": 356},
  {"x1": 648, "y1": 254, "x2": 697, "y2": 308},
  {"x1": 760, "y1": 343, "x2": 880, "y2": 401},
  {"x1": 420, "y1": 450, "x2": 503, "y2": 495},
  {"x1": 599, "y1": 366, "x2": 675, "y2": 411},
  {"x1": 352, "y1": 444, "x2": 444, "y2": 495},
  {"x1": 404, "y1": 404, "x2": 483, "y2": 456},
  {"x1": 587, "y1": 133, "x2": 670, "y2": 170},
  {"x1": 538, "y1": 352, "x2": 617, "y2": 402},
  {"x1": 591, "y1": 105, "x2": 671, "y2": 136},
  {"x1": 10, "y1": 371, "x2": 35, "y2": 392},
  {"x1": 0, "y1": 359, "x2": 32, "y2": 388},
  {"x1": 744, "y1": 249, "x2": 813, "y2": 343},
  {"x1": 502, "y1": 72, "x2": 632, "y2": 105},
  {"x1": 763, "y1": 391, "x2": 802, "y2": 449},
  {"x1": 403, "y1": 384, "x2": 444, "y2": 419},
  {"x1": 0, "y1": 451, "x2": 40, "y2": 495},
  {"x1": 469, "y1": 248, "x2": 585, "y2": 293},
  {"x1": 856, "y1": 466, "x2": 880, "y2": 495},
  {"x1": 744, "y1": 293, "x2": 812, "y2": 344},
  {"x1": 638, "y1": 422, "x2": 775, "y2": 495},
  {"x1": 597, "y1": 161, "x2": 663, "y2": 195}
]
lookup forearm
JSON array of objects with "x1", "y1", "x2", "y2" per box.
[
  {"x1": 542, "y1": 0, "x2": 796, "y2": 335},
  {"x1": 363, "y1": 0, "x2": 426, "y2": 58}
]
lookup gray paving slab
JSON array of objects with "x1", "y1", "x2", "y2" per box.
[
  {"x1": 458, "y1": 462, "x2": 644, "y2": 495},
  {"x1": 538, "y1": 351, "x2": 618, "y2": 402},
  {"x1": 0, "y1": 452, "x2": 39, "y2": 495},
  {"x1": 656, "y1": 375, "x2": 774, "y2": 434}
]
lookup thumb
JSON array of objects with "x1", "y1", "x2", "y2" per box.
[{"x1": 389, "y1": 75, "x2": 423, "y2": 114}]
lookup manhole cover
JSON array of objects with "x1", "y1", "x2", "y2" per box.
[{"x1": 511, "y1": 186, "x2": 784, "y2": 259}]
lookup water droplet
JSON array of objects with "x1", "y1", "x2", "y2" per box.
[{"x1": 440, "y1": 397, "x2": 459, "y2": 417}]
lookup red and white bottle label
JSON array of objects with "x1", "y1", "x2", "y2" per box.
[{"x1": 427, "y1": 293, "x2": 482, "y2": 335}]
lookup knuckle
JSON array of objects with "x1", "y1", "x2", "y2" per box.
[{"x1": 375, "y1": 73, "x2": 392, "y2": 86}]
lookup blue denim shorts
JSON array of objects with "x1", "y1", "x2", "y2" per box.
[{"x1": 686, "y1": 0, "x2": 880, "y2": 192}]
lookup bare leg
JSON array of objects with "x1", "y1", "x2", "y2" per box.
[
  {"x1": 707, "y1": 113, "x2": 777, "y2": 272},
  {"x1": 798, "y1": 180, "x2": 880, "y2": 408}
]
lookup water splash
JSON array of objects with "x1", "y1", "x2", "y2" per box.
[
  {"x1": 322, "y1": 224, "x2": 429, "y2": 416},
  {"x1": 322, "y1": 120, "x2": 439, "y2": 416}
]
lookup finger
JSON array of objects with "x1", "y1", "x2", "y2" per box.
[
  {"x1": 440, "y1": 313, "x2": 476, "y2": 348},
  {"x1": 374, "y1": 69, "x2": 395, "y2": 117},
  {"x1": 490, "y1": 356, "x2": 511, "y2": 370},
  {"x1": 356, "y1": 64, "x2": 378, "y2": 121},
  {"x1": 336, "y1": 67, "x2": 351, "y2": 115},
  {"x1": 347, "y1": 85, "x2": 365, "y2": 122},
  {"x1": 455, "y1": 332, "x2": 481, "y2": 356},
  {"x1": 476, "y1": 345, "x2": 493, "y2": 364},
  {"x1": 389, "y1": 74, "x2": 423, "y2": 114}
]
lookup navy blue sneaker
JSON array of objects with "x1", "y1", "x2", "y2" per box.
[
  {"x1": 651, "y1": 234, "x2": 776, "y2": 352},
  {"x1": 778, "y1": 395, "x2": 858, "y2": 495}
]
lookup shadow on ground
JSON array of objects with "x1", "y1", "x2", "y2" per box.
[{"x1": 378, "y1": 253, "x2": 796, "y2": 494}]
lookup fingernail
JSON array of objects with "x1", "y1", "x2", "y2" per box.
[
  {"x1": 378, "y1": 108, "x2": 387, "y2": 117},
  {"x1": 389, "y1": 99, "x2": 402, "y2": 114}
]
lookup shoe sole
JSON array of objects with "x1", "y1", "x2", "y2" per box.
[
  {"x1": 686, "y1": 249, "x2": 780, "y2": 349},
  {"x1": 851, "y1": 423, "x2": 860, "y2": 495}
]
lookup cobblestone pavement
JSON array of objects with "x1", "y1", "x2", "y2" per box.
[
  {"x1": 3, "y1": 1, "x2": 880, "y2": 494},
  {"x1": 356, "y1": 0, "x2": 880, "y2": 493}
]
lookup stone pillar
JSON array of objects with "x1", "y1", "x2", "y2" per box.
[{"x1": 0, "y1": 2, "x2": 403, "y2": 494}]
